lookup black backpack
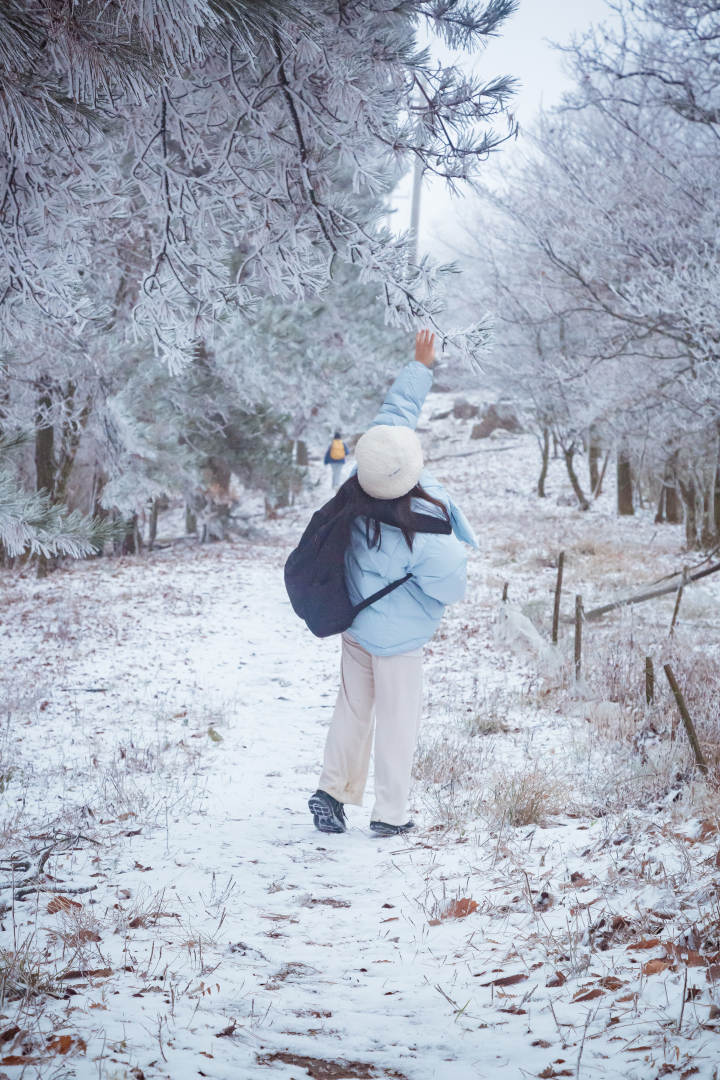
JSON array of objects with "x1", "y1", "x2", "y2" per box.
[{"x1": 284, "y1": 475, "x2": 452, "y2": 638}]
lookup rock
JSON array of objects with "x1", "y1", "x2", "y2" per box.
[
  {"x1": 452, "y1": 397, "x2": 479, "y2": 420},
  {"x1": 471, "y1": 403, "x2": 523, "y2": 439},
  {"x1": 430, "y1": 408, "x2": 453, "y2": 421}
]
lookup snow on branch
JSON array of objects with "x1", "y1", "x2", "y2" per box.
[{"x1": 0, "y1": 0, "x2": 517, "y2": 364}]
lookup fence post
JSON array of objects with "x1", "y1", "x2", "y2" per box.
[
  {"x1": 552, "y1": 551, "x2": 565, "y2": 645},
  {"x1": 645, "y1": 656, "x2": 654, "y2": 705},
  {"x1": 669, "y1": 565, "x2": 687, "y2": 636},
  {"x1": 502, "y1": 582, "x2": 509, "y2": 603},
  {"x1": 574, "y1": 595, "x2": 583, "y2": 680},
  {"x1": 663, "y1": 664, "x2": 708, "y2": 776}
]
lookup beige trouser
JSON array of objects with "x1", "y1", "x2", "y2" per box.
[{"x1": 318, "y1": 633, "x2": 423, "y2": 826}]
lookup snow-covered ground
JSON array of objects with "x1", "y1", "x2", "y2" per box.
[{"x1": 1, "y1": 394, "x2": 720, "y2": 1080}]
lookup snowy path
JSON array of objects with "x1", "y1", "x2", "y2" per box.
[
  {"x1": 2, "y1": 416, "x2": 720, "y2": 1079},
  {"x1": 3, "y1": 541, "x2": 567, "y2": 1080}
]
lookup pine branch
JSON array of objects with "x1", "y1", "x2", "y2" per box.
[{"x1": 0, "y1": 471, "x2": 119, "y2": 559}]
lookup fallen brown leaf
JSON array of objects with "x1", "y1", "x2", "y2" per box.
[
  {"x1": 47, "y1": 896, "x2": 83, "y2": 914},
  {"x1": 256, "y1": 1051, "x2": 408, "y2": 1079},
  {"x1": 642, "y1": 958, "x2": 673, "y2": 976},
  {"x1": 304, "y1": 898, "x2": 351, "y2": 909},
  {"x1": 698, "y1": 820, "x2": 718, "y2": 841},
  {"x1": 481, "y1": 972, "x2": 528, "y2": 988},
  {"x1": 59, "y1": 968, "x2": 112, "y2": 980},
  {"x1": 598, "y1": 976, "x2": 625, "y2": 991},
  {"x1": 573, "y1": 988, "x2": 604, "y2": 1002},
  {"x1": 46, "y1": 1035, "x2": 86, "y2": 1055},
  {"x1": 66, "y1": 930, "x2": 101, "y2": 945},
  {"x1": 215, "y1": 1021, "x2": 237, "y2": 1038},
  {"x1": 441, "y1": 898, "x2": 478, "y2": 920},
  {"x1": 665, "y1": 944, "x2": 707, "y2": 967},
  {"x1": 627, "y1": 938, "x2": 660, "y2": 950}
]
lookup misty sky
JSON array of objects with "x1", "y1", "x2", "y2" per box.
[{"x1": 395, "y1": 0, "x2": 613, "y2": 255}]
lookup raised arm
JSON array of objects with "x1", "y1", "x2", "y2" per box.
[{"x1": 370, "y1": 331, "x2": 436, "y2": 430}]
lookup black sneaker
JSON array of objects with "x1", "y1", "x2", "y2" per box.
[
  {"x1": 369, "y1": 820, "x2": 415, "y2": 837},
  {"x1": 308, "y1": 790, "x2": 347, "y2": 834}
]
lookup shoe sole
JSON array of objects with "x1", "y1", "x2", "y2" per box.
[
  {"x1": 370, "y1": 823, "x2": 415, "y2": 838},
  {"x1": 308, "y1": 794, "x2": 346, "y2": 834}
]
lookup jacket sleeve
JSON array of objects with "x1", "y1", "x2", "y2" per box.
[
  {"x1": 410, "y1": 534, "x2": 467, "y2": 605},
  {"x1": 370, "y1": 361, "x2": 433, "y2": 431},
  {"x1": 324, "y1": 447, "x2": 331, "y2": 465}
]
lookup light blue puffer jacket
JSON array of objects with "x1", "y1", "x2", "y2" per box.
[{"x1": 346, "y1": 361, "x2": 478, "y2": 656}]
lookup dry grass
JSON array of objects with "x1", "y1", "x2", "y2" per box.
[
  {"x1": 487, "y1": 766, "x2": 566, "y2": 828},
  {"x1": 0, "y1": 936, "x2": 60, "y2": 1005},
  {"x1": 413, "y1": 725, "x2": 494, "y2": 787},
  {"x1": 412, "y1": 731, "x2": 492, "y2": 826},
  {"x1": 464, "y1": 686, "x2": 518, "y2": 736},
  {"x1": 574, "y1": 626, "x2": 720, "y2": 789}
]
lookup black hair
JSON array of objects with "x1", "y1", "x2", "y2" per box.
[
  {"x1": 333, "y1": 430, "x2": 342, "y2": 438},
  {"x1": 340, "y1": 474, "x2": 450, "y2": 552}
]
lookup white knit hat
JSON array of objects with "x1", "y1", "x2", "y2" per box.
[{"x1": 355, "y1": 425, "x2": 424, "y2": 500}]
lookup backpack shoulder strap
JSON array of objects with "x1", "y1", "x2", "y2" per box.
[{"x1": 352, "y1": 573, "x2": 412, "y2": 616}]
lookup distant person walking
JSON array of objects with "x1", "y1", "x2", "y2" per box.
[
  {"x1": 307, "y1": 330, "x2": 478, "y2": 838},
  {"x1": 324, "y1": 431, "x2": 349, "y2": 489}
]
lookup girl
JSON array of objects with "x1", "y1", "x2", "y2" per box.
[{"x1": 309, "y1": 330, "x2": 478, "y2": 837}]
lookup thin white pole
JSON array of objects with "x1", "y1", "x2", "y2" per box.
[{"x1": 409, "y1": 152, "x2": 423, "y2": 266}]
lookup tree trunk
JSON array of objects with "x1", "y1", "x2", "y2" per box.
[
  {"x1": 35, "y1": 378, "x2": 56, "y2": 578},
  {"x1": 185, "y1": 504, "x2": 197, "y2": 535},
  {"x1": 655, "y1": 485, "x2": 666, "y2": 524},
  {"x1": 295, "y1": 439, "x2": 309, "y2": 466},
  {"x1": 121, "y1": 514, "x2": 141, "y2": 555},
  {"x1": 657, "y1": 455, "x2": 681, "y2": 524},
  {"x1": 563, "y1": 446, "x2": 590, "y2": 511},
  {"x1": 617, "y1": 450, "x2": 634, "y2": 516},
  {"x1": 592, "y1": 451, "x2": 610, "y2": 499},
  {"x1": 588, "y1": 426, "x2": 600, "y2": 494},
  {"x1": 91, "y1": 467, "x2": 108, "y2": 518},
  {"x1": 666, "y1": 483, "x2": 681, "y2": 524},
  {"x1": 264, "y1": 496, "x2": 278, "y2": 520},
  {"x1": 660, "y1": 464, "x2": 682, "y2": 527},
  {"x1": 537, "y1": 428, "x2": 550, "y2": 498},
  {"x1": 55, "y1": 388, "x2": 92, "y2": 503},
  {"x1": 148, "y1": 498, "x2": 160, "y2": 550},
  {"x1": 679, "y1": 478, "x2": 699, "y2": 549},
  {"x1": 35, "y1": 380, "x2": 55, "y2": 495}
]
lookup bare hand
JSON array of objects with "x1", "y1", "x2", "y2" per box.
[{"x1": 415, "y1": 329, "x2": 435, "y2": 368}]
